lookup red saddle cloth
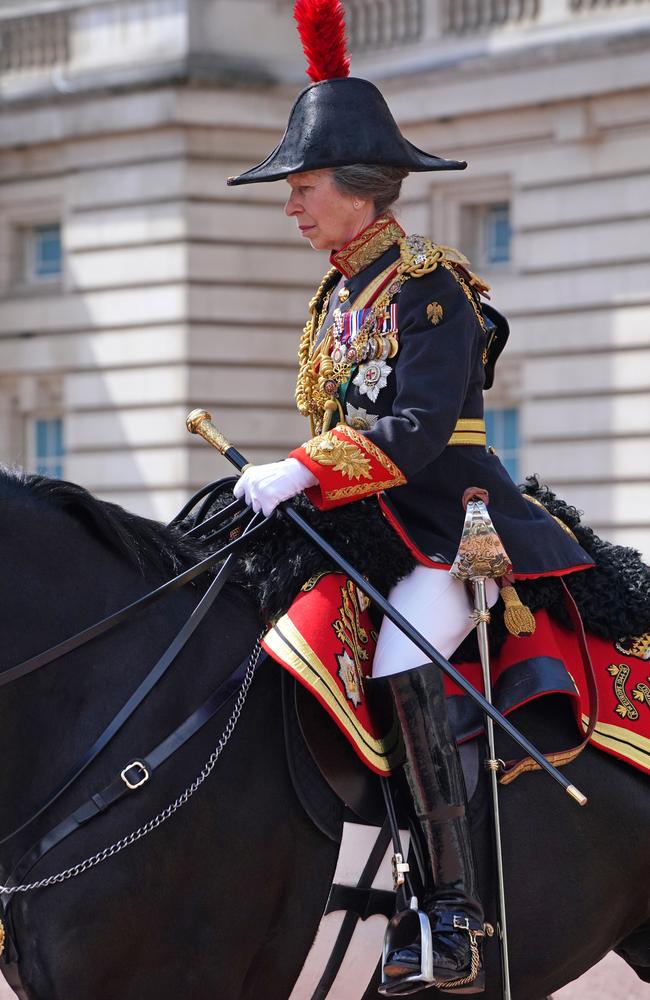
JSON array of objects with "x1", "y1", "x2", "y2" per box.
[{"x1": 262, "y1": 573, "x2": 650, "y2": 778}]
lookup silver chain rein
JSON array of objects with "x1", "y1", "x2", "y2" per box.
[{"x1": 0, "y1": 638, "x2": 263, "y2": 896}]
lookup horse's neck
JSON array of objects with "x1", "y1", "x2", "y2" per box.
[{"x1": 0, "y1": 502, "x2": 260, "y2": 861}]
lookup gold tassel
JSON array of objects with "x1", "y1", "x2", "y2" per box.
[{"x1": 500, "y1": 585, "x2": 536, "y2": 637}]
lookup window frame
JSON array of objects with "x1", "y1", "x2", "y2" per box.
[
  {"x1": 23, "y1": 222, "x2": 63, "y2": 282},
  {"x1": 27, "y1": 413, "x2": 65, "y2": 480},
  {"x1": 429, "y1": 174, "x2": 514, "y2": 274},
  {"x1": 485, "y1": 406, "x2": 520, "y2": 483},
  {"x1": 0, "y1": 199, "x2": 65, "y2": 295}
]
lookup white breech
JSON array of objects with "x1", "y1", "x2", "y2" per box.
[{"x1": 372, "y1": 565, "x2": 500, "y2": 679}]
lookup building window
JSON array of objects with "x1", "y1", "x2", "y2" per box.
[
  {"x1": 33, "y1": 417, "x2": 65, "y2": 478},
  {"x1": 462, "y1": 202, "x2": 512, "y2": 268},
  {"x1": 483, "y1": 203, "x2": 511, "y2": 265},
  {"x1": 23, "y1": 223, "x2": 62, "y2": 281},
  {"x1": 486, "y1": 407, "x2": 519, "y2": 483}
]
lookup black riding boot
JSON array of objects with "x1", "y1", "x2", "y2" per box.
[{"x1": 384, "y1": 665, "x2": 485, "y2": 995}]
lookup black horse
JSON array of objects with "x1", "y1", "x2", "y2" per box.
[{"x1": 0, "y1": 468, "x2": 648, "y2": 1000}]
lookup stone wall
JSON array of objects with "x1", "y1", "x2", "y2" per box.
[{"x1": 0, "y1": 0, "x2": 648, "y2": 557}]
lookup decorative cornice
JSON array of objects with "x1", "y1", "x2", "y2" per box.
[{"x1": 330, "y1": 215, "x2": 405, "y2": 279}]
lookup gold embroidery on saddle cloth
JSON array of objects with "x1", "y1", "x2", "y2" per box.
[
  {"x1": 633, "y1": 680, "x2": 650, "y2": 707},
  {"x1": 333, "y1": 580, "x2": 371, "y2": 708},
  {"x1": 264, "y1": 615, "x2": 401, "y2": 773},
  {"x1": 608, "y1": 664, "x2": 640, "y2": 721},
  {"x1": 608, "y1": 662, "x2": 650, "y2": 722},
  {"x1": 615, "y1": 633, "x2": 650, "y2": 661},
  {"x1": 301, "y1": 571, "x2": 330, "y2": 593}
]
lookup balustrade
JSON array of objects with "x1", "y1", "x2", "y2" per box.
[
  {"x1": 1, "y1": 0, "x2": 649, "y2": 79},
  {"x1": 442, "y1": 0, "x2": 541, "y2": 35},
  {"x1": 346, "y1": 0, "x2": 424, "y2": 51},
  {"x1": 0, "y1": 10, "x2": 70, "y2": 72},
  {"x1": 569, "y1": 0, "x2": 650, "y2": 11}
]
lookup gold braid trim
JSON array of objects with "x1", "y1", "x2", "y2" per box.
[
  {"x1": 295, "y1": 266, "x2": 338, "y2": 419},
  {"x1": 522, "y1": 493, "x2": 579, "y2": 542},
  {"x1": 296, "y1": 262, "x2": 405, "y2": 435},
  {"x1": 330, "y1": 214, "x2": 405, "y2": 277},
  {"x1": 322, "y1": 425, "x2": 406, "y2": 501},
  {"x1": 303, "y1": 434, "x2": 373, "y2": 481},
  {"x1": 296, "y1": 236, "x2": 490, "y2": 432},
  {"x1": 337, "y1": 425, "x2": 405, "y2": 478},
  {"x1": 398, "y1": 235, "x2": 489, "y2": 332}
]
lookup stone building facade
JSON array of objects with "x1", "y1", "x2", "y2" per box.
[{"x1": 0, "y1": 0, "x2": 649, "y2": 558}]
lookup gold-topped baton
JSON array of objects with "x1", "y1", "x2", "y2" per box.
[{"x1": 186, "y1": 409, "x2": 252, "y2": 473}]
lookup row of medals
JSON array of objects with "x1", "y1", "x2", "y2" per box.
[{"x1": 320, "y1": 282, "x2": 401, "y2": 402}]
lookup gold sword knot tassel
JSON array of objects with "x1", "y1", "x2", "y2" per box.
[{"x1": 500, "y1": 583, "x2": 536, "y2": 638}]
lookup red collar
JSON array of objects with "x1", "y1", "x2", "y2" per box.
[{"x1": 330, "y1": 215, "x2": 405, "y2": 279}]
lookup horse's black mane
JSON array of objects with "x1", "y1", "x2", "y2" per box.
[{"x1": 0, "y1": 466, "x2": 200, "y2": 580}]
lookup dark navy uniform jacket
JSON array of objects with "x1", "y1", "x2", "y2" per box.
[{"x1": 293, "y1": 234, "x2": 594, "y2": 580}]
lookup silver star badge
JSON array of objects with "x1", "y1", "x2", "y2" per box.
[
  {"x1": 337, "y1": 649, "x2": 363, "y2": 708},
  {"x1": 353, "y1": 359, "x2": 392, "y2": 403},
  {"x1": 345, "y1": 403, "x2": 379, "y2": 431}
]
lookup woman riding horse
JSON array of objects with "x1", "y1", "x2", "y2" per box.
[{"x1": 228, "y1": 1, "x2": 594, "y2": 993}]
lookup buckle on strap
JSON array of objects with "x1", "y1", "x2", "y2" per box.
[
  {"x1": 120, "y1": 760, "x2": 150, "y2": 790},
  {"x1": 391, "y1": 852, "x2": 410, "y2": 890},
  {"x1": 452, "y1": 915, "x2": 470, "y2": 931}
]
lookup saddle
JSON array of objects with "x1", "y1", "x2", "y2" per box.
[{"x1": 267, "y1": 571, "x2": 650, "y2": 805}]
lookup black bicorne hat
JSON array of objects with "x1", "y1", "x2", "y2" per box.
[
  {"x1": 227, "y1": 78, "x2": 466, "y2": 186},
  {"x1": 227, "y1": 0, "x2": 466, "y2": 186}
]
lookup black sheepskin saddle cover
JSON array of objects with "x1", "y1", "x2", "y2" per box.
[
  {"x1": 189, "y1": 479, "x2": 416, "y2": 623},
  {"x1": 190, "y1": 477, "x2": 650, "y2": 654},
  {"x1": 507, "y1": 477, "x2": 650, "y2": 651}
]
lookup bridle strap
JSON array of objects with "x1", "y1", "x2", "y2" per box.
[
  {"x1": 6, "y1": 648, "x2": 265, "y2": 892},
  {"x1": 0, "y1": 506, "x2": 266, "y2": 690},
  {"x1": 0, "y1": 512, "x2": 266, "y2": 847}
]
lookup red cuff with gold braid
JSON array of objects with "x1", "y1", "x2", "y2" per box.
[{"x1": 289, "y1": 424, "x2": 406, "y2": 510}]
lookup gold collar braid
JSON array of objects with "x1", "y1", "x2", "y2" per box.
[{"x1": 330, "y1": 215, "x2": 405, "y2": 278}]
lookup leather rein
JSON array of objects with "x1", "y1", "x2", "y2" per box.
[{"x1": 0, "y1": 481, "x2": 268, "y2": 904}]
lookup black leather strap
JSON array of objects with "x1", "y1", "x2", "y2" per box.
[
  {"x1": 311, "y1": 820, "x2": 391, "y2": 1000},
  {"x1": 0, "y1": 514, "x2": 265, "y2": 847},
  {"x1": 9, "y1": 649, "x2": 264, "y2": 888},
  {"x1": 325, "y1": 884, "x2": 396, "y2": 921}
]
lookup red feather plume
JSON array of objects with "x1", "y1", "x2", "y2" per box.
[{"x1": 294, "y1": 0, "x2": 351, "y2": 83}]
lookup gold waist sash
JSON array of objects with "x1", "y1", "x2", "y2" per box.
[{"x1": 448, "y1": 418, "x2": 486, "y2": 446}]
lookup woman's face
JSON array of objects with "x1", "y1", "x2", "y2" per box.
[{"x1": 285, "y1": 169, "x2": 375, "y2": 251}]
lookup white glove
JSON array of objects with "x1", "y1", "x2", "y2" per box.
[{"x1": 233, "y1": 458, "x2": 318, "y2": 517}]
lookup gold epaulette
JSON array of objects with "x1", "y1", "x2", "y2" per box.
[
  {"x1": 398, "y1": 235, "x2": 490, "y2": 330},
  {"x1": 397, "y1": 234, "x2": 489, "y2": 289}
]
